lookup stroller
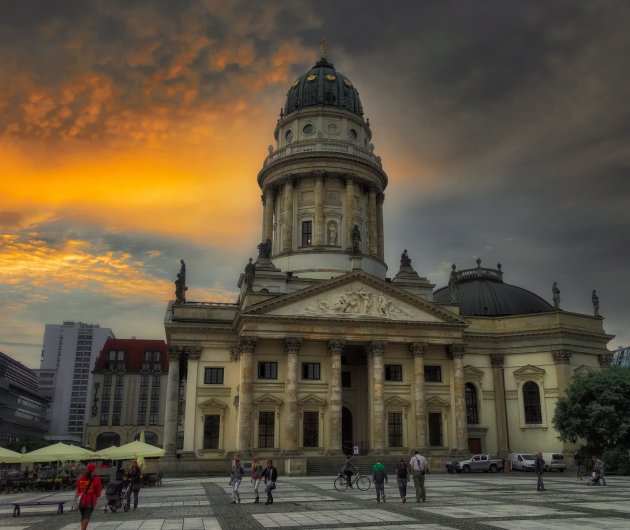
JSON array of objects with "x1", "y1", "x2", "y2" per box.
[
  {"x1": 104, "y1": 479, "x2": 131, "y2": 512},
  {"x1": 587, "y1": 470, "x2": 605, "y2": 486}
]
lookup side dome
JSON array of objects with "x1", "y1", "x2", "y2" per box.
[
  {"x1": 433, "y1": 260, "x2": 553, "y2": 316},
  {"x1": 284, "y1": 59, "x2": 363, "y2": 117}
]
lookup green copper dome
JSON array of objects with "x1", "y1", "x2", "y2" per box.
[{"x1": 284, "y1": 59, "x2": 364, "y2": 118}]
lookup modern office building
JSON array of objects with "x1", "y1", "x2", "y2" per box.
[
  {"x1": 37, "y1": 321, "x2": 114, "y2": 444},
  {"x1": 84, "y1": 338, "x2": 168, "y2": 450},
  {"x1": 0, "y1": 351, "x2": 49, "y2": 444}
]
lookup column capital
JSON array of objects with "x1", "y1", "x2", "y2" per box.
[
  {"x1": 284, "y1": 337, "x2": 303, "y2": 354},
  {"x1": 237, "y1": 336, "x2": 257, "y2": 354},
  {"x1": 366, "y1": 341, "x2": 386, "y2": 357},
  {"x1": 490, "y1": 354, "x2": 505, "y2": 367},
  {"x1": 327, "y1": 340, "x2": 345, "y2": 355},
  {"x1": 448, "y1": 343, "x2": 466, "y2": 359},
  {"x1": 283, "y1": 174, "x2": 296, "y2": 185},
  {"x1": 167, "y1": 345, "x2": 182, "y2": 361},
  {"x1": 343, "y1": 173, "x2": 356, "y2": 185},
  {"x1": 377, "y1": 193, "x2": 385, "y2": 205},
  {"x1": 552, "y1": 349, "x2": 572, "y2": 364},
  {"x1": 185, "y1": 346, "x2": 202, "y2": 361},
  {"x1": 598, "y1": 352, "x2": 613, "y2": 368},
  {"x1": 409, "y1": 342, "x2": 428, "y2": 357},
  {"x1": 312, "y1": 170, "x2": 326, "y2": 182}
]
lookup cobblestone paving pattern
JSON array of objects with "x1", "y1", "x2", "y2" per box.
[{"x1": 0, "y1": 473, "x2": 629, "y2": 529}]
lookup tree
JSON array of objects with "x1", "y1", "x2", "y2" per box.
[{"x1": 553, "y1": 367, "x2": 630, "y2": 454}]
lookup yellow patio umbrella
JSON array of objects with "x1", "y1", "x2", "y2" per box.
[
  {"x1": 21, "y1": 442, "x2": 96, "y2": 463},
  {"x1": 95, "y1": 440, "x2": 165, "y2": 461},
  {"x1": 0, "y1": 447, "x2": 23, "y2": 463}
]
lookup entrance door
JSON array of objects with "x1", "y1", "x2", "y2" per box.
[
  {"x1": 468, "y1": 437, "x2": 482, "y2": 453},
  {"x1": 342, "y1": 407, "x2": 353, "y2": 455}
]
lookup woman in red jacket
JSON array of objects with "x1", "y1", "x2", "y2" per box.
[{"x1": 76, "y1": 463, "x2": 102, "y2": 530}]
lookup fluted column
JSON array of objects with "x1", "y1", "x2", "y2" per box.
[
  {"x1": 328, "y1": 340, "x2": 344, "y2": 453},
  {"x1": 183, "y1": 348, "x2": 201, "y2": 452},
  {"x1": 376, "y1": 193, "x2": 385, "y2": 260},
  {"x1": 163, "y1": 346, "x2": 181, "y2": 456},
  {"x1": 236, "y1": 336, "x2": 257, "y2": 452},
  {"x1": 368, "y1": 341, "x2": 386, "y2": 451},
  {"x1": 552, "y1": 350, "x2": 572, "y2": 398},
  {"x1": 409, "y1": 342, "x2": 428, "y2": 450},
  {"x1": 284, "y1": 337, "x2": 302, "y2": 452},
  {"x1": 282, "y1": 177, "x2": 294, "y2": 251},
  {"x1": 263, "y1": 187, "x2": 274, "y2": 243},
  {"x1": 449, "y1": 344, "x2": 468, "y2": 451},
  {"x1": 345, "y1": 176, "x2": 354, "y2": 251},
  {"x1": 314, "y1": 172, "x2": 325, "y2": 246},
  {"x1": 368, "y1": 188, "x2": 377, "y2": 256},
  {"x1": 491, "y1": 354, "x2": 509, "y2": 454}
]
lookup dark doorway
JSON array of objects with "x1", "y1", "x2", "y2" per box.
[
  {"x1": 342, "y1": 406, "x2": 353, "y2": 455},
  {"x1": 468, "y1": 437, "x2": 482, "y2": 454}
]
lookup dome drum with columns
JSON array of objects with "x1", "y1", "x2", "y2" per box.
[{"x1": 159, "y1": 49, "x2": 613, "y2": 477}]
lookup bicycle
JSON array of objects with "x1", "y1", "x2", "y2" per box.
[{"x1": 334, "y1": 470, "x2": 371, "y2": 491}]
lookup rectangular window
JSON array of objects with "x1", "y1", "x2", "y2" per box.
[
  {"x1": 301, "y1": 220, "x2": 313, "y2": 246},
  {"x1": 258, "y1": 362, "x2": 277, "y2": 380},
  {"x1": 342, "y1": 371, "x2": 351, "y2": 388},
  {"x1": 425, "y1": 366, "x2": 442, "y2": 383},
  {"x1": 428, "y1": 412, "x2": 443, "y2": 446},
  {"x1": 302, "y1": 363, "x2": 320, "y2": 380},
  {"x1": 303, "y1": 411, "x2": 319, "y2": 447},
  {"x1": 204, "y1": 367, "x2": 224, "y2": 385},
  {"x1": 388, "y1": 412, "x2": 403, "y2": 447},
  {"x1": 258, "y1": 411, "x2": 275, "y2": 448},
  {"x1": 385, "y1": 364, "x2": 403, "y2": 381},
  {"x1": 203, "y1": 415, "x2": 221, "y2": 449}
]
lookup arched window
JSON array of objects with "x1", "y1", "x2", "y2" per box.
[
  {"x1": 523, "y1": 381, "x2": 542, "y2": 424},
  {"x1": 96, "y1": 432, "x2": 120, "y2": 450},
  {"x1": 465, "y1": 383, "x2": 479, "y2": 424}
]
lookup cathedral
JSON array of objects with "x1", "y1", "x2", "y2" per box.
[{"x1": 161, "y1": 49, "x2": 612, "y2": 475}]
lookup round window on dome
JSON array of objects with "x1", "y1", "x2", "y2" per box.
[
  {"x1": 343, "y1": 78, "x2": 352, "y2": 87},
  {"x1": 326, "y1": 74, "x2": 336, "y2": 82},
  {"x1": 285, "y1": 129, "x2": 293, "y2": 142},
  {"x1": 348, "y1": 128, "x2": 358, "y2": 141},
  {"x1": 302, "y1": 123, "x2": 314, "y2": 135},
  {"x1": 306, "y1": 74, "x2": 317, "y2": 82},
  {"x1": 291, "y1": 78, "x2": 300, "y2": 87}
]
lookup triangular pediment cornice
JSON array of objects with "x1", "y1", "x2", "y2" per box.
[
  {"x1": 425, "y1": 395, "x2": 450, "y2": 407},
  {"x1": 298, "y1": 394, "x2": 327, "y2": 407},
  {"x1": 199, "y1": 397, "x2": 227, "y2": 410},
  {"x1": 254, "y1": 394, "x2": 284, "y2": 406},
  {"x1": 237, "y1": 271, "x2": 467, "y2": 326},
  {"x1": 464, "y1": 365, "x2": 485, "y2": 381},
  {"x1": 513, "y1": 364, "x2": 546, "y2": 382},
  {"x1": 385, "y1": 395, "x2": 409, "y2": 407}
]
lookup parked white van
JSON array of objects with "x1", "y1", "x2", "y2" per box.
[
  {"x1": 542, "y1": 452, "x2": 567, "y2": 472},
  {"x1": 507, "y1": 453, "x2": 536, "y2": 471}
]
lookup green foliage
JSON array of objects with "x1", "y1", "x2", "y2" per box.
[
  {"x1": 553, "y1": 367, "x2": 630, "y2": 454},
  {"x1": 601, "y1": 446, "x2": 630, "y2": 475}
]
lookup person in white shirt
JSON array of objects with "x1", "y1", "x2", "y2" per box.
[{"x1": 409, "y1": 450, "x2": 429, "y2": 502}]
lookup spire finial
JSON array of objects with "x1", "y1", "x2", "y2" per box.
[
  {"x1": 476, "y1": 257, "x2": 482, "y2": 268},
  {"x1": 320, "y1": 36, "x2": 327, "y2": 61}
]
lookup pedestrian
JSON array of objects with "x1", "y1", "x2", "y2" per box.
[
  {"x1": 372, "y1": 460, "x2": 387, "y2": 502},
  {"x1": 534, "y1": 452, "x2": 546, "y2": 491},
  {"x1": 230, "y1": 458, "x2": 244, "y2": 504},
  {"x1": 341, "y1": 454, "x2": 357, "y2": 488},
  {"x1": 395, "y1": 457, "x2": 409, "y2": 503},
  {"x1": 409, "y1": 450, "x2": 429, "y2": 502},
  {"x1": 251, "y1": 457, "x2": 264, "y2": 503},
  {"x1": 125, "y1": 460, "x2": 142, "y2": 510},
  {"x1": 573, "y1": 449, "x2": 583, "y2": 481},
  {"x1": 76, "y1": 462, "x2": 102, "y2": 530},
  {"x1": 263, "y1": 459, "x2": 278, "y2": 505},
  {"x1": 592, "y1": 456, "x2": 606, "y2": 485}
]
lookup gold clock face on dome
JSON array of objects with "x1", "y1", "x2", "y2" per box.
[
  {"x1": 326, "y1": 74, "x2": 336, "y2": 82},
  {"x1": 343, "y1": 78, "x2": 352, "y2": 87},
  {"x1": 306, "y1": 74, "x2": 317, "y2": 82}
]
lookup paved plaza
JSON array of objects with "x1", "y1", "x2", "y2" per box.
[{"x1": 1, "y1": 472, "x2": 629, "y2": 530}]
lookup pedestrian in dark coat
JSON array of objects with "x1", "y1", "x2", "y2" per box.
[
  {"x1": 395, "y1": 458, "x2": 409, "y2": 503},
  {"x1": 534, "y1": 452, "x2": 546, "y2": 491},
  {"x1": 125, "y1": 460, "x2": 142, "y2": 510},
  {"x1": 263, "y1": 459, "x2": 278, "y2": 505}
]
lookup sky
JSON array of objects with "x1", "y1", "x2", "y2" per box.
[{"x1": 1, "y1": 0, "x2": 629, "y2": 369}]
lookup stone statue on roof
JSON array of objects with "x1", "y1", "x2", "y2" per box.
[
  {"x1": 175, "y1": 259, "x2": 188, "y2": 304},
  {"x1": 592, "y1": 290, "x2": 600, "y2": 317},
  {"x1": 351, "y1": 225, "x2": 361, "y2": 255},
  {"x1": 400, "y1": 249, "x2": 411, "y2": 268},
  {"x1": 244, "y1": 258, "x2": 256, "y2": 292},
  {"x1": 552, "y1": 281, "x2": 560, "y2": 310},
  {"x1": 257, "y1": 238, "x2": 272, "y2": 259}
]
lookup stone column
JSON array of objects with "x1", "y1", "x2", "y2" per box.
[
  {"x1": 376, "y1": 193, "x2": 385, "y2": 260},
  {"x1": 282, "y1": 177, "x2": 294, "y2": 251},
  {"x1": 368, "y1": 341, "x2": 386, "y2": 452},
  {"x1": 345, "y1": 176, "x2": 354, "y2": 251},
  {"x1": 409, "y1": 342, "x2": 428, "y2": 450},
  {"x1": 183, "y1": 348, "x2": 201, "y2": 452},
  {"x1": 284, "y1": 337, "x2": 302, "y2": 453},
  {"x1": 163, "y1": 346, "x2": 181, "y2": 456},
  {"x1": 491, "y1": 354, "x2": 509, "y2": 454},
  {"x1": 263, "y1": 186, "x2": 275, "y2": 244},
  {"x1": 449, "y1": 344, "x2": 468, "y2": 451},
  {"x1": 552, "y1": 350, "x2": 572, "y2": 398},
  {"x1": 236, "y1": 336, "x2": 257, "y2": 453},
  {"x1": 314, "y1": 172, "x2": 325, "y2": 246},
  {"x1": 328, "y1": 340, "x2": 344, "y2": 453},
  {"x1": 368, "y1": 188, "x2": 377, "y2": 256}
]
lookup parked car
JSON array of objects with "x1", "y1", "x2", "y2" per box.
[
  {"x1": 507, "y1": 453, "x2": 536, "y2": 471},
  {"x1": 541, "y1": 453, "x2": 566, "y2": 472},
  {"x1": 446, "y1": 454, "x2": 504, "y2": 473}
]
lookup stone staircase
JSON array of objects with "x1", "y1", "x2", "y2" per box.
[{"x1": 306, "y1": 455, "x2": 407, "y2": 476}]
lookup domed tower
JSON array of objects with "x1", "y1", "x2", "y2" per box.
[{"x1": 257, "y1": 47, "x2": 388, "y2": 279}]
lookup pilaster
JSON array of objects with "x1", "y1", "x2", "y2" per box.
[
  {"x1": 183, "y1": 347, "x2": 201, "y2": 452},
  {"x1": 236, "y1": 336, "x2": 257, "y2": 453},
  {"x1": 284, "y1": 337, "x2": 302, "y2": 453},
  {"x1": 490, "y1": 354, "x2": 509, "y2": 453},
  {"x1": 449, "y1": 344, "x2": 468, "y2": 451},
  {"x1": 409, "y1": 342, "x2": 428, "y2": 450},
  {"x1": 163, "y1": 346, "x2": 182, "y2": 456},
  {"x1": 327, "y1": 340, "x2": 344, "y2": 453},
  {"x1": 367, "y1": 341, "x2": 386, "y2": 452}
]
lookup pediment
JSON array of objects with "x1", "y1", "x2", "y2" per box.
[
  {"x1": 298, "y1": 394, "x2": 327, "y2": 407},
  {"x1": 199, "y1": 397, "x2": 227, "y2": 410},
  {"x1": 513, "y1": 364, "x2": 546, "y2": 382},
  {"x1": 385, "y1": 395, "x2": 409, "y2": 407},
  {"x1": 425, "y1": 396, "x2": 450, "y2": 407},
  {"x1": 241, "y1": 271, "x2": 466, "y2": 325},
  {"x1": 464, "y1": 365, "x2": 485, "y2": 381},
  {"x1": 254, "y1": 394, "x2": 284, "y2": 406}
]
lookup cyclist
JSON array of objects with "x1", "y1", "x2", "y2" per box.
[{"x1": 341, "y1": 455, "x2": 357, "y2": 489}]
